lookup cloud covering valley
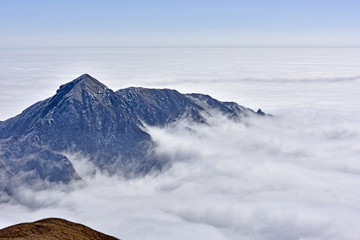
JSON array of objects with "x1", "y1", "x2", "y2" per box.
[
  {"x1": 1, "y1": 106, "x2": 360, "y2": 240},
  {"x1": 1, "y1": 47, "x2": 360, "y2": 239}
]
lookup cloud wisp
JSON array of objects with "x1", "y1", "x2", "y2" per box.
[{"x1": 1, "y1": 107, "x2": 360, "y2": 240}]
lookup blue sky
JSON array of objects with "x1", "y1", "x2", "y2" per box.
[{"x1": 0, "y1": 0, "x2": 359, "y2": 47}]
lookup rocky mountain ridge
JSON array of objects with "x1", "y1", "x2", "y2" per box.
[{"x1": 0, "y1": 74, "x2": 266, "y2": 193}]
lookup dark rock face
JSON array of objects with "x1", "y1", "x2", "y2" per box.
[
  {"x1": 116, "y1": 87, "x2": 207, "y2": 125},
  {"x1": 0, "y1": 74, "x2": 266, "y2": 190},
  {"x1": 186, "y1": 93, "x2": 256, "y2": 119}
]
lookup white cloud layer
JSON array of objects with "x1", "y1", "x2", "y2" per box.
[
  {"x1": 1, "y1": 47, "x2": 360, "y2": 239},
  {"x1": 1, "y1": 107, "x2": 360, "y2": 240}
]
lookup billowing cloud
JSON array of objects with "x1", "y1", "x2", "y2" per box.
[
  {"x1": 1, "y1": 106, "x2": 360, "y2": 240},
  {"x1": 1, "y1": 47, "x2": 360, "y2": 239}
]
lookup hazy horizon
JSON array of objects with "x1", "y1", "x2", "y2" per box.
[{"x1": 1, "y1": 46, "x2": 360, "y2": 121}]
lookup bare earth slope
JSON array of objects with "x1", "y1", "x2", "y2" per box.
[{"x1": 0, "y1": 218, "x2": 119, "y2": 240}]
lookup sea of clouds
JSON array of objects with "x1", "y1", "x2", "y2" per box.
[{"x1": 0, "y1": 47, "x2": 360, "y2": 239}]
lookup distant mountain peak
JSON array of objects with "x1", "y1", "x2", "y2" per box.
[
  {"x1": 72, "y1": 73, "x2": 102, "y2": 85},
  {"x1": 43, "y1": 74, "x2": 115, "y2": 117},
  {"x1": 79, "y1": 73, "x2": 92, "y2": 79},
  {"x1": 76, "y1": 73, "x2": 106, "y2": 87},
  {"x1": 57, "y1": 73, "x2": 108, "y2": 96}
]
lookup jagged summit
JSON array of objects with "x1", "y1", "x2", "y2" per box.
[
  {"x1": 0, "y1": 74, "x2": 267, "y2": 191},
  {"x1": 55, "y1": 73, "x2": 111, "y2": 102},
  {"x1": 58, "y1": 73, "x2": 107, "y2": 90},
  {"x1": 60, "y1": 73, "x2": 105, "y2": 88}
]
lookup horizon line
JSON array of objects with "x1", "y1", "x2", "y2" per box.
[{"x1": 1, "y1": 45, "x2": 360, "y2": 49}]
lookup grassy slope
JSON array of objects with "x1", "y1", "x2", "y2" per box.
[{"x1": 0, "y1": 218, "x2": 119, "y2": 240}]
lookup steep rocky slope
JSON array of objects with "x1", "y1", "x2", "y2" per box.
[{"x1": 0, "y1": 74, "x2": 266, "y2": 192}]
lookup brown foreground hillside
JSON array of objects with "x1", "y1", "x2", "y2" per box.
[{"x1": 0, "y1": 218, "x2": 119, "y2": 240}]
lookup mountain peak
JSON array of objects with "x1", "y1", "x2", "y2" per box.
[
  {"x1": 53, "y1": 74, "x2": 112, "y2": 103},
  {"x1": 57, "y1": 74, "x2": 107, "y2": 94},
  {"x1": 79, "y1": 73, "x2": 92, "y2": 78},
  {"x1": 39, "y1": 74, "x2": 112, "y2": 119},
  {"x1": 75, "y1": 73, "x2": 101, "y2": 85}
]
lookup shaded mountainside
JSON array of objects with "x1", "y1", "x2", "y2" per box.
[
  {"x1": 0, "y1": 74, "x2": 266, "y2": 191},
  {"x1": 116, "y1": 87, "x2": 206, "y2": 125},
  {"x1": 0, "y1": 218, "x2": 119, "y2": 240}
]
